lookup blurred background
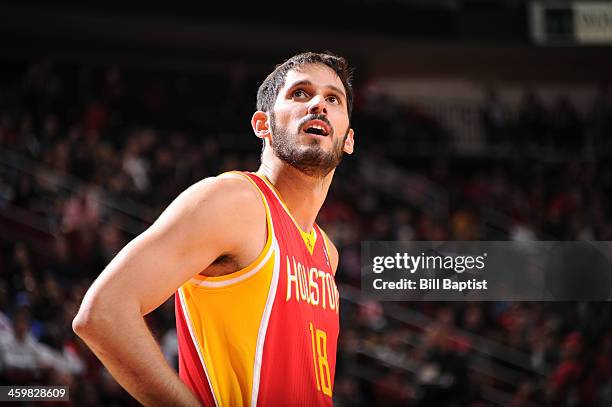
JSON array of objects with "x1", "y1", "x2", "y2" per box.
[{"x1": 1, "y1": 1, "x2": 612, "y2": 405}]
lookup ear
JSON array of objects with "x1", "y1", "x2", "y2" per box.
[
  {"x1": 343, "y1": 128, "x2": 355, "y2": 154},
  {"x1": 251, "y1": 111, "x2": 270, "y2": 139}
]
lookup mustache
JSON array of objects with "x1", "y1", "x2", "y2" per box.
[{"x1": 298, "y1": 114, "x2": 333, "y2": 133}]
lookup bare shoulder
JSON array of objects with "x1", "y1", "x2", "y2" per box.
[
  {"x1": 172, "y1": 173, "x2": 264, "y2": 224},
  {"x1": 146, "y1": 172, "x2": 266, "y2": 260},
  {"x1": 184, "y1": 173, "x2": 267, "y2": 272},
  {"x1": 202, "y1": 172, "x2": 266, "y2": 234},
  {"x1": 184, "y1": 172, "x2": 262, "y2": 210}
]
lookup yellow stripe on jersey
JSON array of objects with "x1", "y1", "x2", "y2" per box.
[{"x1": 178, "y1": 171, "x2": 276, "y2": 406}]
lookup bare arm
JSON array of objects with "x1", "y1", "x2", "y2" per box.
[{"x1": 72, "y1": 176, "x2": 264, "y2": 406}]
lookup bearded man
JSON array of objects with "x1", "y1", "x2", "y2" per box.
[{"x1": 73, "y1": 52, "x2": 355, "y2": 407}]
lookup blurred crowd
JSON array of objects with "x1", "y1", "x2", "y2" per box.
[
  {"x1": 481, "y1": 86, "x2": 612, "y2": 158},
  {"x1": 1, "y1": 60, "x2": 611, "y2": 406}
]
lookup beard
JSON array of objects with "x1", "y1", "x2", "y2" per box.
[{"x1": 269, "y1": 112, "x2": 347, "y2": 178}]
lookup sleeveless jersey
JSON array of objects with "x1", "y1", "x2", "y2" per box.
[{"x1": 175, "y1": 171, "x2": 340, "y2": 407}]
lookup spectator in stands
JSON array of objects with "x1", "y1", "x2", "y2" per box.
[
  {"x1": 518, "y1": 90, "x2": 547, "y2": 153},
  {"x1": 481, "y1": 87, "x2": 510, "y2": 149},
  {"x1": 550, "y1": 96, "x2": 583, "y2": 152},
  {"x1": 0, "y1": 307, "x2": 43, "y2": 384}
]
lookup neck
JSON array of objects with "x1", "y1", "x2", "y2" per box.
[{"x1": 257, "y1": 153, "x2": 334, "y2": 233}]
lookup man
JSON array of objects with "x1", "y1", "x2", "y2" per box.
[{"x1": 73, "y1": 51, "x2": 355, "y2": 406}]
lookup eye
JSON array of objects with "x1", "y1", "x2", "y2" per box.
[
  {"x1": 292, "y1": 89, "x2": 309, "y2": 98},
  {"x1": 327, "y1": 95, "x2": 340, "y2": 104}
]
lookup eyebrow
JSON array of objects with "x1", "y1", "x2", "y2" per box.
[{"x1": 287, "y1": 80, "x2": 347, "y2": 102}]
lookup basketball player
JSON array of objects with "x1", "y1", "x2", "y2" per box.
[{"x1": 73, "y1": 52, "x2": 355, "y2": 406}]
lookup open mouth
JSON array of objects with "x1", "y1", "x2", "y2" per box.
[
  {"x1": 302, "y1": 120, "x2": 331, "y2": 137},
  {"x1": 304, "y1": 126, "x2": 328, "y2": 136}
]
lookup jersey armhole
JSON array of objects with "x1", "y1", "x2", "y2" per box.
[
  {"x1": 187, "y1": 171, "x2": 275, "y2": 289},
  {"x1": 318, "y1": 226, "x2": 337, "y2": 277}
]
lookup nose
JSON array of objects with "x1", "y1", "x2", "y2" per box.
[{"x1": 308, "y1": 95, "x2": 327, "y2": 115}]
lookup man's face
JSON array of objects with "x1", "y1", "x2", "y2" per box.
[{"x1": 269, "y1": 64, "x2": 354, "y2": 178}]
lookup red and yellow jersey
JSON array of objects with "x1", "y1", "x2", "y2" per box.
[{"x1": 175, "y1": 171, "x2": 340, "y2": 407}]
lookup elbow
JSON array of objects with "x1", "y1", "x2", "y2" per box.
[
  {"x1": 72, "y1": 304, "x2": 95, "y2": 340},
  {"x1": 72, "y1": 289, "x2": 138, "y2": 341},
  {"x1": 72, "y1": 293, "x2": 109, "y2": 341}
]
